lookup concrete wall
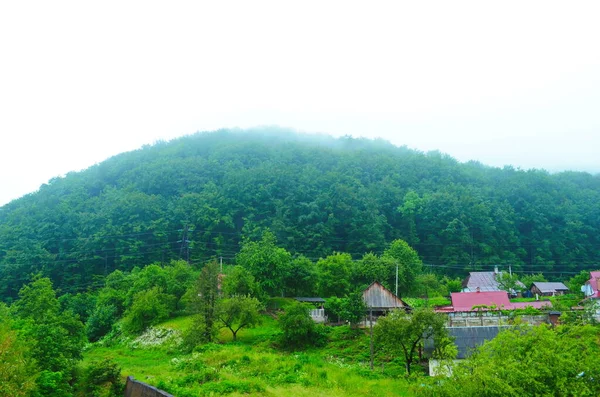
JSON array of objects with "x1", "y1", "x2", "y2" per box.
[
  {"x1": 448, "y1": 314, "x2": 549, "y2": 327},
  {"x1": 124, "y1": 377, "x2": 173, "y2": 397}
]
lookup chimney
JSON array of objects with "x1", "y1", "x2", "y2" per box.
[{"x1": 494, "y1": 266, "x2": 499, "y2": 274}]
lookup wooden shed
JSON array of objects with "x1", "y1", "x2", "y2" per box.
[{"x1": 363, "y1": 281, "x2": 409, "y2": 316}]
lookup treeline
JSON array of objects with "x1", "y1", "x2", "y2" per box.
[{"x1": 1, "y1": 127, "x2": 600, "y2": 299}]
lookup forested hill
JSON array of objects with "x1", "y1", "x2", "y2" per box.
[{"x1": 1, "y1": 128, "x2": 599, "y2": 299}]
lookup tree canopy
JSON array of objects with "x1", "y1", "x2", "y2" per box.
[{"x1": 1, "y1": 128, "x2": 599, "y2": 299}]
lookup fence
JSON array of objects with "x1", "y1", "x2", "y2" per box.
[{"x1": 124, "y1": 376, "x2": 173, "y2": 397}]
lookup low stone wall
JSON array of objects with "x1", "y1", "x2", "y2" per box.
[
  {"x1": 448, "y1": 314, "x2": 549, "y2": 327},
  {"x1": 124, "y1": 376, "x2": 173, "y2": 397}
]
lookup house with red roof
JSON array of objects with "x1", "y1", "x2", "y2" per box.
[
  {"x1": 443, "y1": 290, "x2": 552, "y2": 314},
  {"x1": 582, "y1": 271, "x2": 600, "y2": 299}
]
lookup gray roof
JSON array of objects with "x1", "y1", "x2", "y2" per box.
[
  {"x1": 531, "y1": 282, "x2": 569, "y2": 293},
  {"x1": 464, "y1": 271, "x2": 525, "y2": 292},
  {"x1": 295, "y1": 297, "x2": 326, "y2": 303},
  {"x1": 424, "y1": 326, "x2": 511, "y2": 359},
  {"x1": 363, "y1": 281, "x2": 407, "y2": 309}
]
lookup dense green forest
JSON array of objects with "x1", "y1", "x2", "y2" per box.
[{"x1": 1, "y1": 127, "x2": 600, "y2": 299}]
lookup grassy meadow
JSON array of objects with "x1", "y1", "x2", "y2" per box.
[{"x1": 82, "y1": 313, "x2": 418, "y2": 396}]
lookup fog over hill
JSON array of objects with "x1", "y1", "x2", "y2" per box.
[{"x1": 1, "y1": 128, "x2": 599, "y2": 300}]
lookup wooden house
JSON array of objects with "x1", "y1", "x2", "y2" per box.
[{"x1": 362, "y1": 281, "x2": 409, "y2": 317}]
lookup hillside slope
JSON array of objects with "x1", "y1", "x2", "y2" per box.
[{"x1": 1, "y1": 127, "x2": 599, "y2": 299}]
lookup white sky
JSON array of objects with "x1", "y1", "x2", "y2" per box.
[{"x1": 1, "y1": 1, "x2": 599, "y2": 206}]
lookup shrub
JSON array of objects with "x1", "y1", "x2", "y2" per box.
[
  {"x1": 279, "y1": 303, "x2": 328, "y2": 349},
  {"x1": 82, "y1": 359, "x2": 124, "y2": 397}
]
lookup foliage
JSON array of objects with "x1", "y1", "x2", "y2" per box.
[
  {"x1": 566, "y1": 270, "x2": 589, "y2": 297},
  {"x1": 316, "y1": 252, "x2": 353, "y2": 297},
  {"x1": 326, "y1": 291, "x2": 367, "y2": 327},
  {"x1": 0, "y1": 308, "x2": 37, "y2": 397},
  {"x1": 236, "y1": 231, "x2": 292, "y2": 297},
  {"x1": 81, "y1": 359, "x2": 124, "y2": 397},
  {"x1": 217, "y1": 296, "x2": 263, "y2": 341},
  {"x1": 382, "y1": 240, "x2": 423, "y2": 297},
  {"x1": 279, "y1": 303, "x2": 328, "y2": 349},
  {"x1": 374, "y1": 307, "x2": 449, "y2": 375},
  {"x1": 518, "y1": 272, "x2": 547, "y2": 290},
  {"x1": 11, "y1": 277, "x2": 86, "y2": 397},
  {"x1": 1, "y1": 129, "x2": 600, "y2": 301},
  {"x1": 221, "y1": 265, "x2": 263, "y2": 299},
  {"x1": 186, "y1": 261, "x2": 220, "y2": 345},
  {"x1": 496, "y1": 272, "x2": 522, "y2": 293},
  {"x1": 122, "y1": 287, "x2": 174, "y2": 334},
  {"x1": 86, "y1": 304, "x2": 118, "y2": 342},
  {"x1": 429, "y1": 325, "x2": 600, "y2": 397}
]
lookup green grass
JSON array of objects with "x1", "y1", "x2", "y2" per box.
[{"x1": 82, "y1": 314, "x2": 417, "y2": 396}]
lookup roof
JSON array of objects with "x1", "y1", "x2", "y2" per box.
[
  {"x1": 294, "y1": 297, "x2": 326, "y2": 303},
  {"x1": 586, "y1": 271, "x2": 600, "y2": 298},
  {"x1": 450, "y1": 291, "x2": 552, "y2": 312},
  {"x1": 363, "y1": 281, "x2": 408, "y2": 309},
  {"x1": 451, "y1": 291, "x2": 511, "y2": 312},
  {"x1": 424, "y1": 326, "x2": 511, "y2": 359},
  {"x1": 531, "y1": 282, "x2": 569, "y2": 293},
  {"x1": 463, "y1": 271, "x2": 525, "y2": 293}
]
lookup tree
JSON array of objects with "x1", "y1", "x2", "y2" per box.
[
  {"x1": 339, "y1": 290, "x2": 367, "y2": 327},
  {"x1": 519, "y1": 272, "x2": 547, "y2": 292},
  {"x1": 382, "y1": 239, "x2": 423, "y2": 297},
  {"x1": 82, "y1": 359, "x2": 124, "y2": 397},
  {"x1": 279, "y1": 302, "x2": 326, "y2": 349},
  {"x1": 235, "y1": 231, "x2": 292, "y2": 296},
  {"x1": 122, "y1": 287, "x2": 174, "y2": 334},
  {"x1": 221, "y1": 265, "x2": 262, "y2": 299},
  {"x1": 373, "y1": 307, "x2": 449, "y2": 375},
  {"x1": 566, "y1": 270, "x2": 589, "y2": 297},
  {"x1": 429, "y1": 325, "x2": 600, "y2": 396},
  {"x1": 217, "y1": 296, "x2": 262, "y2": 341},
  {"x1": 0, "y1": 304, "x2": 37, "y2": 397},
  {"x1": 187, "y1": 261, "x2": 220, "y2": 344},
  {"x1": 316, "y1": 253, "x2": 353, "y2": 297},
  {"x1": 284, "y1": 255, "x2": 317, "y2": 297},
  {"x1": 11, "y1": 277, "x2": 85, "y2": 397},
  {"x1": 496, "y1": 272, "x2": 522, "y2": 294}
]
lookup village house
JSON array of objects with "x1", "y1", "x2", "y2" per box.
[
  {"x1": 530, "y1": 281, "x2": 569, "y2": 297},
  {"x1": 462, "y1": 266, "x2": 525, "y2": 295},
  {"x1": 362, "y1": 281, "x2": 409, "y2": 325}
]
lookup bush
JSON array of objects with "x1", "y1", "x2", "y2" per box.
[
  {"x1": 279, "y1": 303, "x2": 328, "y2": 349},
  {"x1": 82, "y1": 359, "x2": 124, "y2": 397},
  {"x1": 122, "y1": 287, "x2": 174, "y2": 334},
  {"x1": 86, "y1": 305, "x2": 117, "y2": 342}
]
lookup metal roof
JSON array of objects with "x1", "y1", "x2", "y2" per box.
[
  {"x1": 451, "y1": 291, "x2": 511, "y2": 312},
  {"x1": 531, "y1": 282, "x2": 569, "y2": 293},
  {"x1": 362, "y1": 281, "x2": 407, "y2": 309},
  {"x1": 294, "y1": 297, "x2": 326, "y2": 303},
  {"x1": 464, "y1": 271, "x2": 525, "y2": 293},
  {"x1": 424, "y1": 326, "x2": 511, "y2": 359}
]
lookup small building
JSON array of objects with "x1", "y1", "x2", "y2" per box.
[
  {"x1": 363, "y1": 281, "x2": 409, "y2": 317},
  {"x1": 294, "y1": 297, "x2": 327, "y2": 323},
  {"x1": 530, "y1": 282, "x2": 569, "y2": 297}
]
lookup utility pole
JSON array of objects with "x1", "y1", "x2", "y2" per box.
[
  {"x1": 178, "y1": 225, "x2": 193, "y2": 264},
  {"x1": 369, "y1": 306, "x2": 374, "y2": 370},
  {"x1": 220, "y1": 256, "x2": 223, "y2": 273},
  {"x1": 395, "y1": 263, "x2": 399, "y2": 297}
]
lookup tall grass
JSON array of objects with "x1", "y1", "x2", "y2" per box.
[{"x1": 82, "y1": 314, "x2": 416, "y2": 396}]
